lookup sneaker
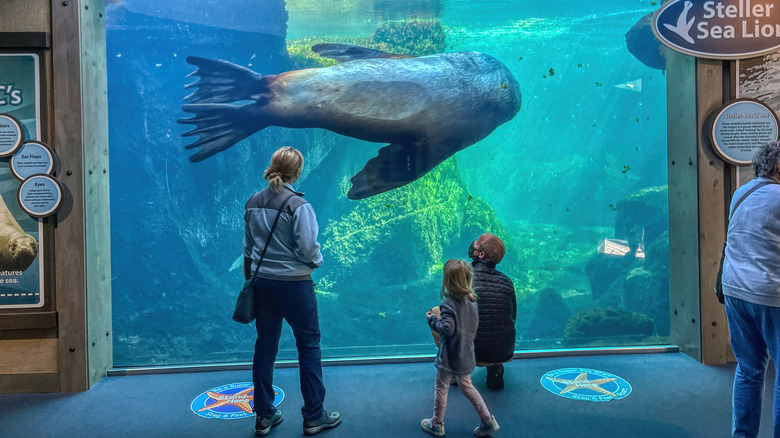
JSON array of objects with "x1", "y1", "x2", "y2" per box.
[
  {"x1": 303, "y1": 410, "x2": 341, "y2": 435},
  {"x1": 474, "y1": 415, "x2": 500, "y2": 437},
  {"x1": 255, "y1": 410, "x2": 283, "y2": 437},
  {"x1": 421, "y1": 418, "x2": 445, "y2": 437}
]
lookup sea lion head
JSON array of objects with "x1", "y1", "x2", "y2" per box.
[{"x1": 3, "y1": 233, "x2": 38, "y2": 272}]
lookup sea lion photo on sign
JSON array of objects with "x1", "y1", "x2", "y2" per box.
[
  {"x1": 179, "y1": 43, "x2": 522, "y2": 199},
  {"x1": 0, "y1": 193, "x2": 38, "y2": 271}
]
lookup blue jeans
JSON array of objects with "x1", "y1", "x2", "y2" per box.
[
  {"x1": 725, "y1": 295, "x2": 780, "y2": 438},
  {"x1": 252, "y1": 277, "x2": 325, "y2": 421}
]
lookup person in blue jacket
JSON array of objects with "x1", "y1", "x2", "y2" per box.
[{"x1": 722, "y1": 140, "x2": 780, "y2": 438}]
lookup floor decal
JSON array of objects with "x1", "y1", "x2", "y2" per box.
[
  {"x1": 540, "y1": 368, "x2": 631, "y2": 402},
  {"x1": 191, "y1": 382, "x2": 284, "y2": 419}
]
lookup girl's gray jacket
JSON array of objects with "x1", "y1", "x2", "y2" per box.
[
  {"x1": 243, "y1": 183, "x2": 323, "y2": 281},
  {"x1": 428, "y1": 296, "x2": 479, "y2": 376}
]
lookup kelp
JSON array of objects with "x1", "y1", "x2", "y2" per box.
[{"x1": 369, "y1": 19, "x2": 446, "y2": 56}]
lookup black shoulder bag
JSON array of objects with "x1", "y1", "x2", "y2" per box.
[
  {"x1": 233, "y1": 191, "x2": 295, "y2": 323},
  {"x1": 715, "y1": 180, "x2": 777, "y2": 304}
]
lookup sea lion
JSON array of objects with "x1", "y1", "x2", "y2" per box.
[
  {"x1": 0, "y1": 193, "x2": 38, "y2": 271},
  {"x1": 178, "y1": 43, "x2": 521, "y2": 199},
  {"x1": 626, "y1": 11, "x2": 667, "y2": 71}
]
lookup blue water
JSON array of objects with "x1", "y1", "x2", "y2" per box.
[{"x1": 106, "y1": 0, "x2": 668, "y2": 366}]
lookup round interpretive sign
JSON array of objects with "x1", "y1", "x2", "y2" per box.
[
  {"x1": 10, "y1": 141, "x2": 56, "y2": 180},
  {"x1": 0, "y1": 113, "x2": 25, "y2": 157},
  {"x1": 710, "y1": 99, "x2": 780, "y2": 165},
  {"x1": 17, "y1": 174, "x2": 63, "y2": 218}
]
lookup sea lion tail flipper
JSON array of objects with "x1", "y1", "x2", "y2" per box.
[
  {"x1": 184, "y1": 56, "x2": 268, "y2": 104},
  {"x1": 178, "y1": 102, "x2": 266, "y2": 162},
  {"x1": 311, "y1": 43, "x2": 413, "y2": 62},
  {"x1": 347, "y1": 142, "x2": 455, "y2": 200}
]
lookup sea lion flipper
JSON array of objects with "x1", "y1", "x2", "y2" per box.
[
  {"x1": 347, "y1": 142, "x2": 455, "y2": 200},
  {"x1": 311, "y1": 43, "x2": 413, "y2": 62},
  {"x1": 178, "y1": 103, "x2": 265, "y2": 162},
  {"x1": 184, "y1": 56, "x2": 267, "y2": 104},
  {"x1": 180, "y1": 57, "x2": 272, "y2": 161}
]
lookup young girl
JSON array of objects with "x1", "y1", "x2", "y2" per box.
[{"x1": 422, "y1": 259, "x2": 500, "y2": 437}]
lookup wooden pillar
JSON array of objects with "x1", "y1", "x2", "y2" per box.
[
  {"x1": 667, "y1": 49, "x2": 733, "y2": 364},
  {"x1": 667, "y1": 49, "x2": 703, "y2": 361},
  {"x1": 51, "y1": 0, "x2": 112, "y2": 391},
  {"x1": 696, "y1": 59, "x2": 732, "y2": 365},
  {"x1": 0, "y1": 0, "x2": 111, "y2": 393}
]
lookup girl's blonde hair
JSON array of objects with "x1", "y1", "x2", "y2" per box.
[
  {"x1": 264, "y1": 146, "x2": 303, "y2": 193},
  {"x1": 441, "y1": 259, "x2": 477, "y2": 302}
]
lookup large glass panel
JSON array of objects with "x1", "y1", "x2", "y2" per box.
[{"x1": 106, "y1": 0, "x2": 669, "y2": 367}]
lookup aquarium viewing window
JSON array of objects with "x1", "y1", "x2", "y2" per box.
[{"x1": 106, "y1": 0, "x2": 670, "y2": 367}]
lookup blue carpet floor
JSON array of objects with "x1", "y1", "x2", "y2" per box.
[{"x1": 0, "y1": 352, "x2": 774, "y2": 438}]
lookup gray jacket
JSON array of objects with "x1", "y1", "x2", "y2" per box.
[
  {"x1": 723, "y1": 177, "x2": 780, "y2": 306},
  {"x1": 243, "y1": 183, "x2": 323, "y2": 281},
  {"x1": 428, "y1": 296, "x2": 479, "y2": 375}
]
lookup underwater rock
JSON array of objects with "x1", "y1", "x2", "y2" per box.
[
  {"x1": 585, "y1": 251, "x2": 635, "y2": 304},
  {"x1": 461, "y1": 197, "x2": 507, "y2": 245},
  {"x1": 587, "y1": 185, "x2": 670, "y2": 336},
  {"x1": 614, "y1": 185, "x2": 668, "y2": 254},
  {"x1": 369, "y1": 19, "x2": 446, "y2": 56},
  {"x1": 637, "y1": 231, "x2": 671, "y2": 334},
  {"x1": 322, "y1": 157, "x2": 470, "y2": 283},
  {"x1": 563, "y1": 307, "x2": 654, "y2": 346},
  {"x1": 623, "y1": 267, "x2": 654, "y2": 312},
  {"x1": 645, "y1": 230, "x2": 669, "y2": 279},
  {"x1": 585, "y1": 233, "x2": 670, "y2": 336},
  {"x1": 315, "y1": 157, "x2": 514, "y2": 346},
  {"x1": 622, "y1": 266, "x2": 671, "y2": 337},
  {"x1": 527, "y1": 287, "x2": 571, "y2": 340},
  {"x1": 625, "y1": 11, "x2": 666, "y2": 71}
]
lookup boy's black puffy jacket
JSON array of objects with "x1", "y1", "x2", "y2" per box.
[{"x1": 472, "y1": 260, "x2": 517, "y2": 364}]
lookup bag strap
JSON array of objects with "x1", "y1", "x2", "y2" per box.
[
  {"x1": 249, "y1": 189, "x2": 297, "y2": 280},
  {"x1": 729, "y1": 180, "x2": 778, "y2": 221}
]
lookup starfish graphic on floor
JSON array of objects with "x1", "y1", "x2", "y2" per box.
[
  {"x1": 198, "y1": 388, "x2": 255, "y2": 413},
  {"x1": 544, "y1": 372, "x2": 618, "y2": 397}
]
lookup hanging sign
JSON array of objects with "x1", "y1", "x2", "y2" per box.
[
  {"x1": 653, "y1": 0, "x2": 780, "y2": 59},
  {"x1": 708, "y1": 98, "x2": 779, "y2": 165}
]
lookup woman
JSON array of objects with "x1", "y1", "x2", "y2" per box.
[
  {"x1": 243, "y1": 146, "x2": 340, "y2": 436},
  {"x1": 722, "y1": 140, "x2": 780, "y2": 438}
]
